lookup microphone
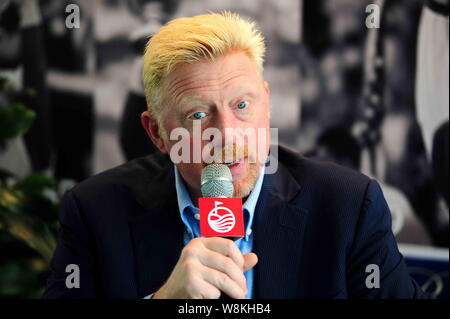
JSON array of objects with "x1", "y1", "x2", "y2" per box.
[
  {"x1": 199, "y1": 164, "x2": 244, "y2": 240},
  {"x1": 199, "y1": 164, "x2": 245, "y2": 299},
  {"x1": 201, "y1": 164, "x2": 234, "y2": 198}
]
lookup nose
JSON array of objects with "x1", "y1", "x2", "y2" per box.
[{"x1": 212, "y1": 106, "x2": 238, "y2": 147}]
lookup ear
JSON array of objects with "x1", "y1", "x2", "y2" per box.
[{"x1": 141, "y1": 110, "x2": 169, "y2": 154}]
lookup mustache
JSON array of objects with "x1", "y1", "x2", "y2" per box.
[{"x1": 203, "y1": 144, "x2": 255, "y2": 166}]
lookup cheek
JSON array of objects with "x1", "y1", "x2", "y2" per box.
[{"x1": 160, "y1": 115, "x2": 186, "y2": 149}]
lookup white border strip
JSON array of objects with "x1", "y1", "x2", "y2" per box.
[{"x1": 399, "y1": 244, "x2": 449, "y2": 261}]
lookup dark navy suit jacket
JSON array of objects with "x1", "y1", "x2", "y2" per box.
[{"x1": 42, "y1": 146, "x2": 427, "y2": 298}]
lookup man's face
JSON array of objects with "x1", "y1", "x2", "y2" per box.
[{"x1": 142, "y1": 51, "x2": 271, "y2": 199}]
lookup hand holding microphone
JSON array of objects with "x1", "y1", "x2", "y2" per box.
[
  {"x1": 153, "y1": 237, "x2": 257, "y2": 299},
  {"x1": 153, "y1": 164, "x2": 258, "y2": 299}
]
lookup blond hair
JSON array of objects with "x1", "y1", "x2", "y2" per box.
[{"x1": 142, "y1": 11, "x2": 266, "y2": 121}]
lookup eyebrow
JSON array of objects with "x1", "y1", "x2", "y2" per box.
[
  {"x1": 230, "y1": 86, "x2": 258, "y2": 100},
  {"x1": 177, "y1": 97, "x2": 213, "y2": 111},
  {"x1": 176, "y1": 86, "x2": 258, "y2": 110}
]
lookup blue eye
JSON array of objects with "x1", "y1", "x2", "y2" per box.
[
  {"x1": 236, "y1": 101, "x2": 249, "y2": 109},
  {"x1": 190, "y1": 112, "x2": 206, "y2": 120}
]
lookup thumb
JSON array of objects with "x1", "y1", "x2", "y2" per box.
[{"x1": 243, "y1": 252, "x2": 258, "y2": 272}]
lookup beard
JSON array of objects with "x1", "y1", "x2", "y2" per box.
[{"x1": 233, "y1": 161, "x2": 260, "y2": 198}]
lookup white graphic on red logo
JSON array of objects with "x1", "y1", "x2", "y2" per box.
[{"x1": 207, "y1": 201, "x2": 236, "y2": 233}]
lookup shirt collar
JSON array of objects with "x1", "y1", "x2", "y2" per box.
[{"x1": 174, "y1": 165, "x2": 265, "y2": 241}]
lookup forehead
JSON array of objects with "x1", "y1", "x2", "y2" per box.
[{"x1": 162, "y1": 51, "x2": 262, "y2": 100}]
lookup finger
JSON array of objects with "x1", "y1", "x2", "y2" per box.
[
  {"x1": 198, "y1": 249, "x2": 247, "y2": 292},
  {"x1": 243, "y1": 252, "x2": 258, "y2": 272},
  {"x1": 200, "y1": 264, "x2": 247, "y2": 299},
  {"x1": 201, "y1": 237, "x2": 244, "y2": 270},
  {"x1": 186, "y1": 276, "x2": 221, "y2": 299}
]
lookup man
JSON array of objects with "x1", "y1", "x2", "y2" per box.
[{"x1": 43, "y1": 12, "x2": 426, "y2": 299}]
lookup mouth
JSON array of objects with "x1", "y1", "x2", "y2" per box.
[
  {"x1": 224, "y1": 158, "x2": 242, "y2": 168},
  {"x1": 224, "y1": 157, "x2": 249, "y2": 169}
]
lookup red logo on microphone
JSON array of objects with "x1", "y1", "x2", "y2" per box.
[{"x1": 199, "y1": 198, "x2": 244, "y2": 238}]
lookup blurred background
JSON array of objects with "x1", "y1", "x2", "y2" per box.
[{"x1": 0, "y1": 0, "x2": 448, "y2": 298}]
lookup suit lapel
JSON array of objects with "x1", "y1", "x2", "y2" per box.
[
  {"x1": 253, "y1": 163, "x2": 310, "y2": 298},
  {"x1": 128, "y1": 161, "x2": 185, "y2": 298}
]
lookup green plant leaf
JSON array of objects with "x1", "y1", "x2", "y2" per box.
[
  {"x1": 15, "y1": 174, "x2": 58, "y2": 196},
  {"x1": 0, "y1": 103, "x2": 36, "y2": 139}
]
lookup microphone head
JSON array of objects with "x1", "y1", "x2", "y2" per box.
[{"x1": 201, "y1": 164, "x2": 234, "y2": 198}]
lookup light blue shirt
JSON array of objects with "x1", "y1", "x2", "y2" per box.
[{"x1": 174, "y1": 165, "x2": 265, "y2": 299}]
